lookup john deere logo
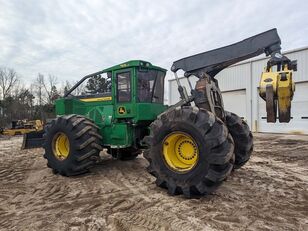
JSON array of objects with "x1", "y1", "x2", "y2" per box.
[{"x1": 118, "y1": 106, "x2": 126, "y2": 114}]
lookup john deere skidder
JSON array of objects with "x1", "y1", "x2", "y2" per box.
[{"x1": 24, "y1": 29, "x2": 296, "y2": 197}]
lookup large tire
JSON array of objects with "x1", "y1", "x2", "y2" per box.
[
  {"x1": 43, "y1": 115, "x2": 103, "y2": 176},
  {"x1": 144, "y1": 106, "x2": 234, "y2": 198},
  {"x1": 225, "y1": 111, "x2": 253, "y2": 169}
]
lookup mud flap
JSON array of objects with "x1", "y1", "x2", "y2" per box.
[{"x1": 22, "y1": 130, "x2": 45, "y2": 149}]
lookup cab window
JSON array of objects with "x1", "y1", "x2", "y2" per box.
[
  {"x1": 117, "y1": 72, "x2": 131, "y2": 102},
  {"x1": 137, "y1": 69, "x2": 165, "y2": 103}
]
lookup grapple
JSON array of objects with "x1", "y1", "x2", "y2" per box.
[{"x1": 259, "y1": 65, "x2": 296, "y2": 123}]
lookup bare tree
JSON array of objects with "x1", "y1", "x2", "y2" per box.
[
  {"x1": 0, "y1": 68, "x2": 19, "y2": 100},
  {"x1": 0, "y1": 69, "x2": 63, "y2": 125},
  {"x1": 42, "y1": 75, "x2": 59, "y2": 104},
  {"x1": 35, "y1": 73, "x2": 46, "y2": 106},
  {"x1": 11, "y1": 80, "x2": 23, "y2": 99}
]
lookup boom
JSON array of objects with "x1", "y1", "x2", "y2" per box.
[
  {"x1": 171, "y1": 28, "x2": 294, "y2": 78},
  {"x1": 171, "y1": 28, "x2": 297, "y2": 123}
]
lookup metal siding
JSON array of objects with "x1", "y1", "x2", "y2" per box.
[
  {"x1": 222, "y1": 90, "x2": 247, "y2": 120},
  {"x1": 283, "y1": 49, "x2": 308, "y2": 82},
  {"x1": 216, "y1": 63, "x2": 250, "y2": 91},
  {"x1": 217, "y1": 63, "x2": 252, "y2": 128}
]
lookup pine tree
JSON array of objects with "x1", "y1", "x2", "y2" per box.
[{"x1": 85, "y1": 75, "x2": 111, "y2": 94}]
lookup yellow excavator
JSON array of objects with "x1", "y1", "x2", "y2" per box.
[
  {"x1": 0, "y1": 120, "x2": 43, "y2": 136},
  {"x1": 0, "y1": 120, "x2": 44, "y2": 149}
]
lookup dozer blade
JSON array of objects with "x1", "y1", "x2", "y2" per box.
[{"x1": 22, "y1": 130, "x2": 45, "y2": 149}]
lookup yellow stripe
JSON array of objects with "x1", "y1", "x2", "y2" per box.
[{"x1": 79, "y1": 96, "x2": 112, "y2": 102}]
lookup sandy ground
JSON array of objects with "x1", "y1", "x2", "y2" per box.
[{"x1": 0, "y1": 133, "x2": 307, "y2": 231}]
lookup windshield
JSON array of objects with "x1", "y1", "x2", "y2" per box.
[{"x1": 137, "y1": 69, "x2": 165, "y2": 103}]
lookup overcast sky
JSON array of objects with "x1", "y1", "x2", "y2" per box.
[{"x1": 0, "y1": 0, "x2": 308, "y2": 84}]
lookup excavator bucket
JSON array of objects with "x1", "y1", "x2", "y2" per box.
[{"x1": 22, "y1": 130, "x2": 45, "y2": 149}]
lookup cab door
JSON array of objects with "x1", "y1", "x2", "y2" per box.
[{"x1": 114, "y1": 68, "x2": 134, "y2": 118}]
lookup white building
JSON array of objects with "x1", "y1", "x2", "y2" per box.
[{"x1": 168, "y1": 46, "x2": 308, "y2": 134}]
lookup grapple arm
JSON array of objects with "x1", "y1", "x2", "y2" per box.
[
  {"x1": 171, "y1": 28, "x2": 297, "y2": 123},
  {"x1": 171, "y1": 28, "x2": 284, "y2": 78}
]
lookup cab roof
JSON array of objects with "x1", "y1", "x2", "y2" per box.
[{"x1": 103, "y1": 60, "x2": 167, "y2": 72}]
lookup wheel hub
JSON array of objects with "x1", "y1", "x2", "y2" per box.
[
  {"x1": 163, "y1": 132, "x2": 199, "y2": 172},
  {"x1": 52, "y1": 132, "x2": 70, "y2": 160},
  {"x1": 177, "y1": 140, "x2": 197, "y2": 160}
]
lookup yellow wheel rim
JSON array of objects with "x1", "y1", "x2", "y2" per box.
[
  {"x1": 52, "y1": 132, "x2": 70, "y2": 160},
  {"x1": 163, "y1": 132, "x2": 199, "y2": 172}
]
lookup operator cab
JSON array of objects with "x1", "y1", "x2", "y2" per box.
[
  {"x1": 115, "y1": 64, "x2": 165, "y2": 104},
  {"x1": 59, "y1": 60, "x2": 167, "y2": 122},
  {"x1": 110, "y1": 60, "x2": 167, "y2": 121},
  {"x1": 63, "y1": 60, "x2": 166, "y2": 103}
]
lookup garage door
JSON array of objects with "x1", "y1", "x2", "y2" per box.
[
  {"x1": 222, "y1": 89, "x2": 247, "y2": 120},
  {"x1": 258, "y1": 82, "x2": 308, "y2": 134}
]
